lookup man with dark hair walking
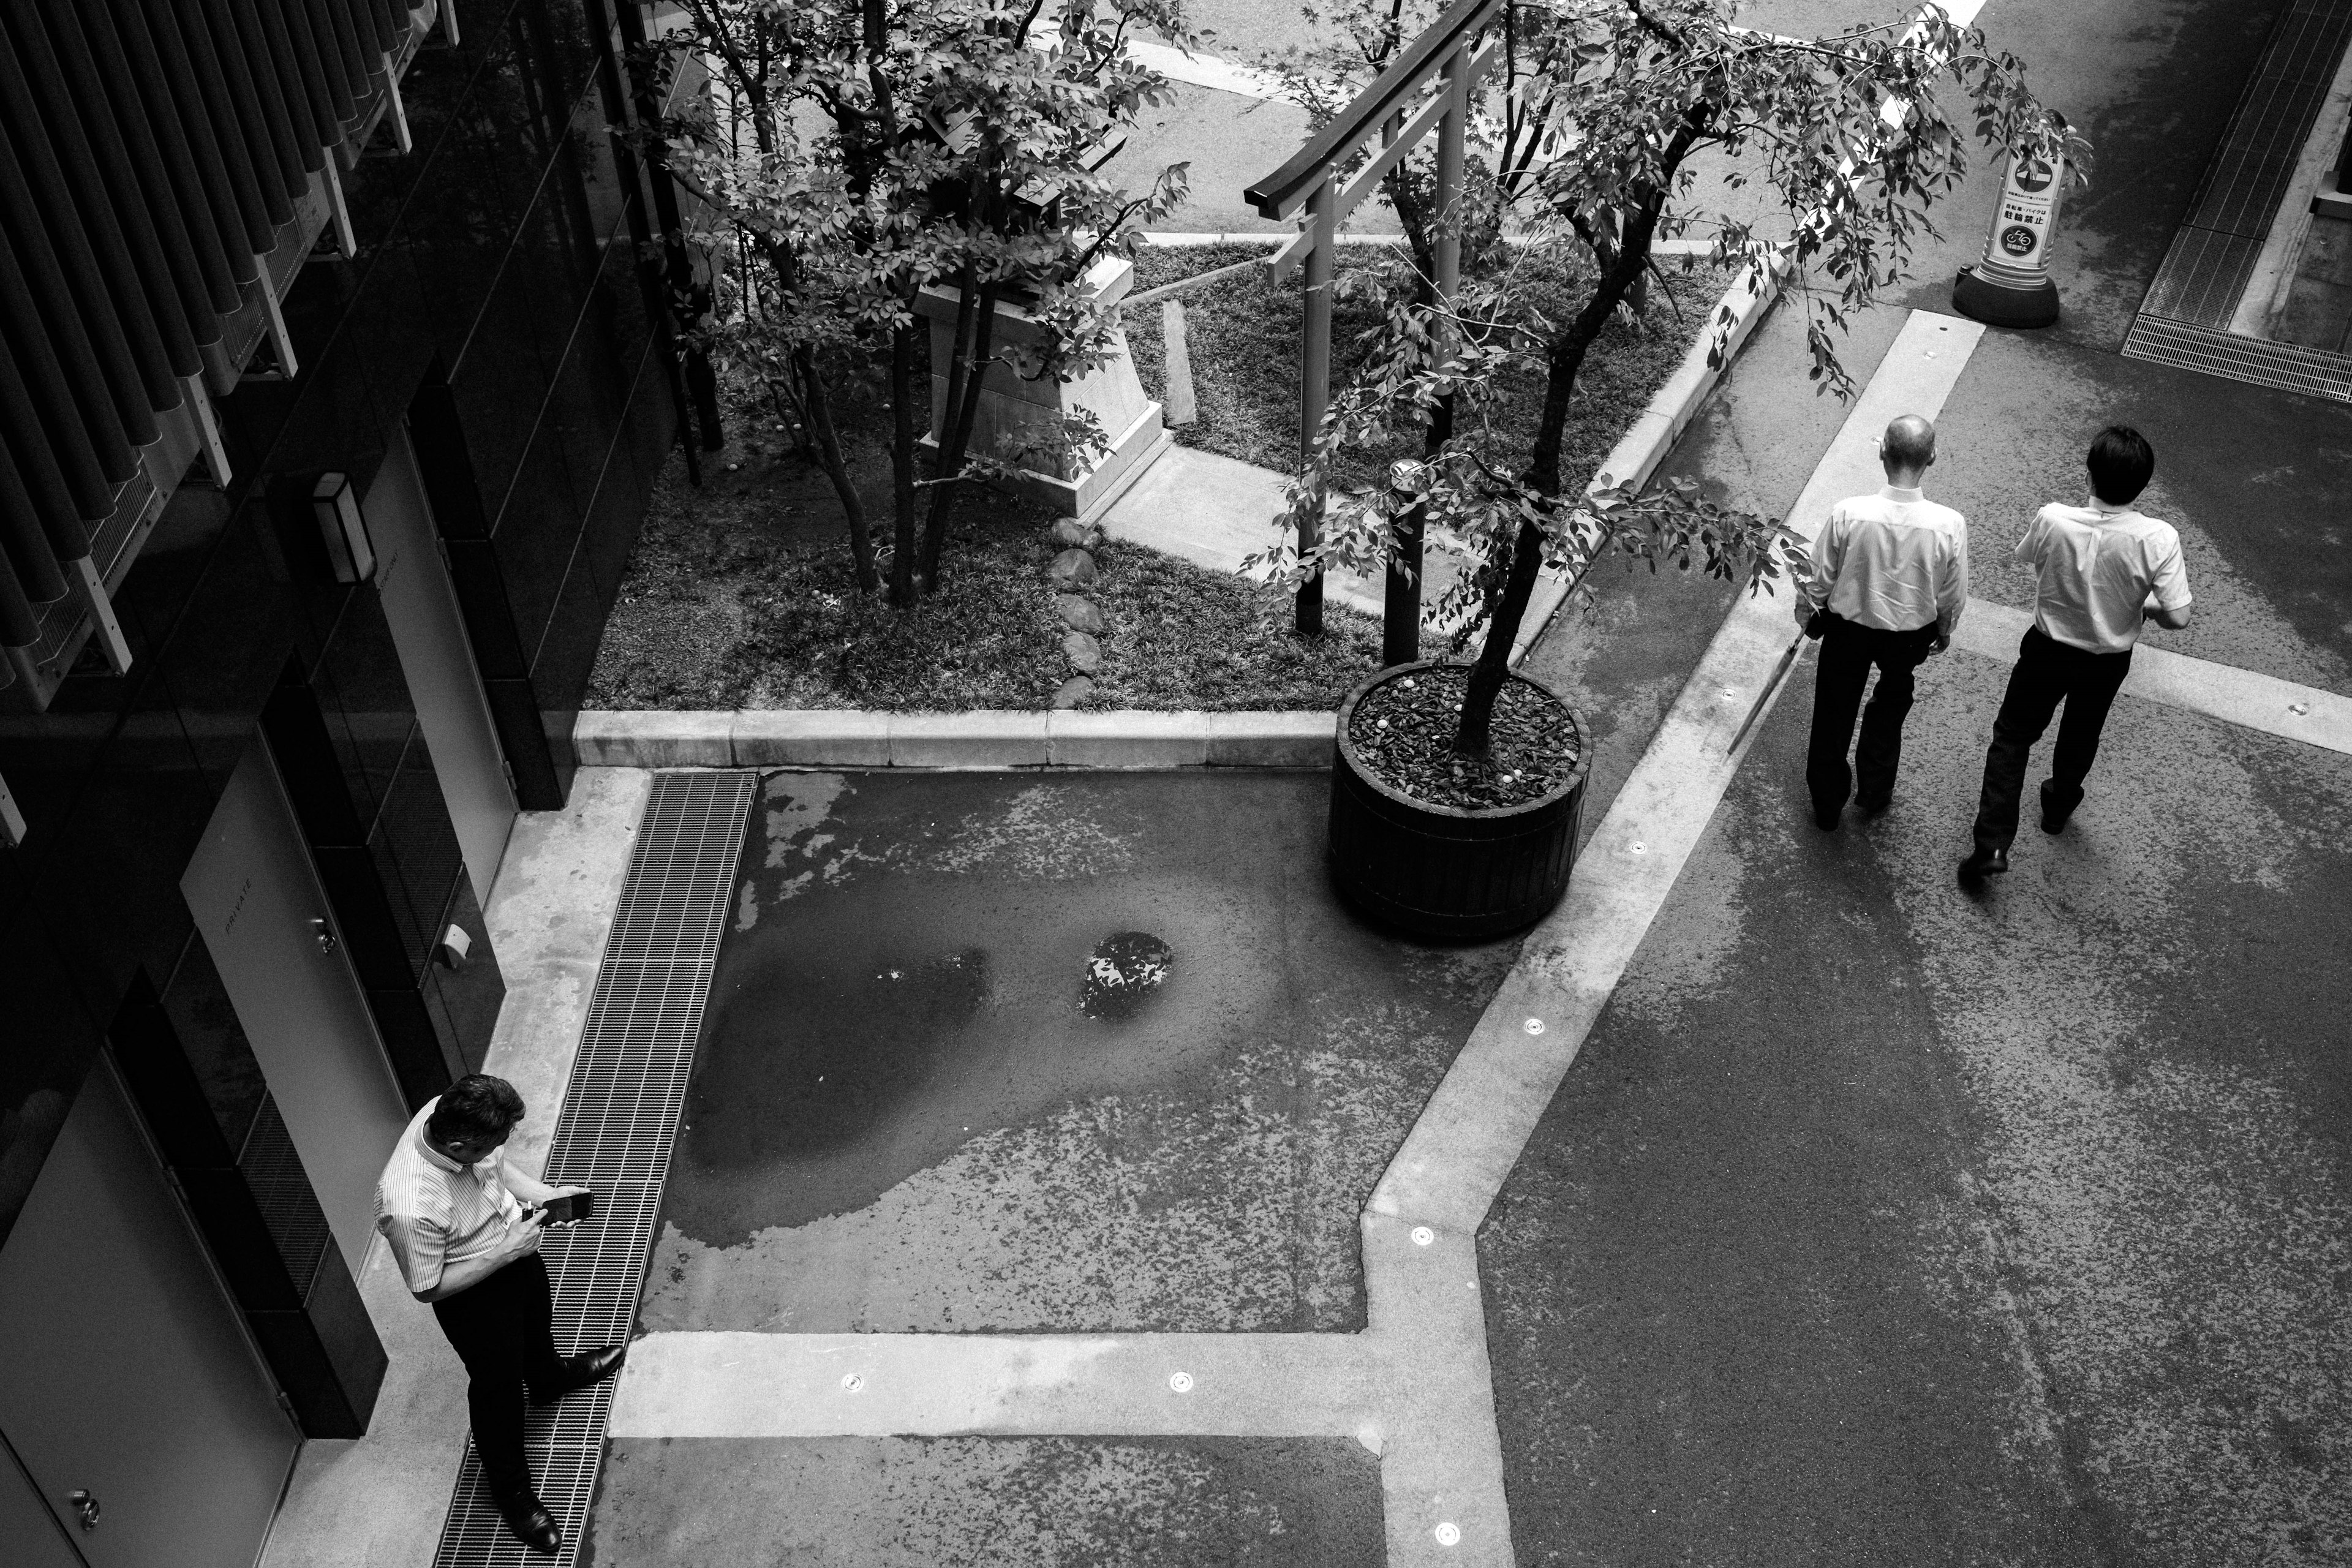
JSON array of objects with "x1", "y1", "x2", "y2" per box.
[
  {"x1": 1959, "y1": 425, "x2": 2192, "y2": 884},
  {"x1": 375, "y1": 1074, "x2": 624, "y2": 1555},
  {"x1": 1797, "y1": 413, "x2": 1970, "y2": 829}
]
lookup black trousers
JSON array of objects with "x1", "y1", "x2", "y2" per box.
[
  {"x1": 1972, "y1": 626, "x2": 2133, "y2": 852},
  {"x1": 432, "y1": 1252, "x2": 567, "y2": 1498},
  {"x1": 1807, "y1": 612, "x2": 1940, "y2": 814}
]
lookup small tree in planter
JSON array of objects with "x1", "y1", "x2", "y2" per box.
[
  {"x1": 637, "y1": 0, "x2": 1191, "y2": 605},
  {"x1": 1258, "y1": 0, "x2": 2086, "y2": 937}
]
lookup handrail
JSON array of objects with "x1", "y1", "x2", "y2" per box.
[{"x1": 1242, "y1": 0, "x2": 1502, "y2": 219}]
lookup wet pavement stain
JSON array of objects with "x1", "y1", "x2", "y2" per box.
[{"x1": 652, "y1": 771, "x2": 1517, "y2": 1333}]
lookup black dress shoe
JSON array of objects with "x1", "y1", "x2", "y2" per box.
[
  {"x1": 1957, "y1": 846, "x2": 2009, "y2": 883},
  {"x1": 1813, "y1": 804, "x2": 1842, "y2": 831},
  {"x1": 2038, "y1": 780, "x2": 2071, "y2": 835},
  {"x1": 492, "y1": 1488, "x2": 562, "y2": 1556},
  {"x1": 534, "y1": 1343, "x2": 627, "y2": 1404},
  {"x1": 1855, "y1": 792, "x2": 1891, "y2": 817}
]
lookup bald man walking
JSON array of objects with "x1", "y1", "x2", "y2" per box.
[{"x1": 1796, "y1": 415, "x2": 1970, "y2": 829}]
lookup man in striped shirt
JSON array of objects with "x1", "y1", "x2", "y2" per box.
[{"x1": 376, "y1": 1074, "x2": 622, "y2": 1556}]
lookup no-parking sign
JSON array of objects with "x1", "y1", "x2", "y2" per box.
[
  {"x1": 1993, "y1": 154, "x2": 2060, "y2": 270},
  {"x1": 1954, "y1": 139, "x2": 2068, "y2": 328}
]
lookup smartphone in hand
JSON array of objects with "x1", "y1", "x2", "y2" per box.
[{"x1": 535, "y1": 1191, "x2": 595, "y2": 1226}]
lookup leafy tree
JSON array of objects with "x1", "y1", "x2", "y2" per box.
[
  {"x1": 1255, "y1": 0, "x2": 2087, "y2": 758},
  {"x1": 635, "y1": 0, "x2": 1191, "y2": 604}
]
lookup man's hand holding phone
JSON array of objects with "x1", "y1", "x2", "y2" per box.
[{"x1": 530, "y1": 1187, "x2": 595, "y2": 1227}]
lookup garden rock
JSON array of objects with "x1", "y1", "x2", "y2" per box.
[
  {"x1": 1047, "y1": 548, "x2": 1098, "y2": 590},
  {"x1": 1062, "y1": 630, "x2": 1101, "y2": 674},
  {"x1": 1050, "y1": 676, "x2": 1095, "y2": 708},
  {"x1": 1047, "y1": 519, "x2": 1103, "y2": 551},
  {"x1": 1055, "y1": 595, "x2": 1106, "y2": 635}
]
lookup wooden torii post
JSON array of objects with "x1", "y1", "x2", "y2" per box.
[{"x1": 1242, "y1": 0, "x2": 1504, "y2": 636}]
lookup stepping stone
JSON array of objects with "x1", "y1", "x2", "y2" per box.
[
  {"x1": 1049, "y1": 676, "x2": 1095, "y2": 708},
  {"x1": 1055, "y1": 594, "x2": 1106, "y2": 635},
  {"x1": 1062, "y1": 630, "x2": 1102, "y2": 674},
  {"x1": 1047, "y1": 548, "x2": 1098, "y2": 589}
]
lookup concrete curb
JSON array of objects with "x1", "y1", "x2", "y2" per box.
[{"x1": 571, "y1": 709, "x2": 1337, "y2": 770}]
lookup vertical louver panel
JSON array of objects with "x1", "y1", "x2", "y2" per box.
[
  {"x1": 130, "y1": 0, "x2": 279, "y2": 257},
  {"x1": 0, "y1": 42, "x2": 161, "y2": 449},
  {"x1": 0, "y1": 0, "x2": 428, "y2": 671},
  {"x1": 2, "y1": 12, "x2": 199, "y2": 393},
  {"x1": 190, "y1": 0, "x2": 298, "y2": 227}
]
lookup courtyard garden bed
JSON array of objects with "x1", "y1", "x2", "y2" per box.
[{"x1": 584, "y1": 246, "x2": 1727, "y2": 712}]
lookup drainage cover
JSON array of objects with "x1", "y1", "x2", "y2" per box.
[{"x1": 1080, "y1": 931, "x2": 1172, "y2": 1019}]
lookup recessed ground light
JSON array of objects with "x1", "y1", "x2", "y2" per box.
[
  {"x1": 1411, "y1": 1226, "x2": 1434, "y2": 1246},
  {"x1": 1168, "y1": 1372, "x2": 1193, "y2": 1393},
  {"x1": 1435, "y1": 1523, "x2": 1461, "y2": 1546}
]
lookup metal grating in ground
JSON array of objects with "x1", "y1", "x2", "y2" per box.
[
  {"x1": 2130, "y1": 0, "x2": 2352, "y2": 344},
  {"x1": 430, "y1": 770, "x2": 757, "y2": 1568},
  {"x1": 2123, "y1": 314, "x2": 2352, "y2": 402}
]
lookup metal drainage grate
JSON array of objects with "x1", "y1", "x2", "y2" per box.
[
  {"x1": 2133, "y1": 0, "x2": 2352, "y2": 330},
  {"x1": 430, "y1": 770, "x2": 757, "y2": 1568},
  {"x1": 2122, "y1": 314, "x2": 2352, "y2": 402}
]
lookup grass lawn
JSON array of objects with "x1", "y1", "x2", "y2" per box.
[{"x1": 585, "y1": 246, "x2": 1726, "y2": 712}]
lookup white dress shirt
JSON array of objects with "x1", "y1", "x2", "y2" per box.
[
  {"x1": 375, "y1": 1098, "x2": 525, "y2": 1297},
  {"x1": 2017, "y1": 498, "x2": 2192, "y2": 654},
  {"x1": 1800, "y1": 485, "x2": 1970, "y2": 635}
]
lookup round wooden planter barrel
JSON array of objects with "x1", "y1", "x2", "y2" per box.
[{"x1": 1327, "y1": 661, "x2": 1591, "y2": 941}]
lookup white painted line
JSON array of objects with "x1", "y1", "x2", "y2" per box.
[
  {"x1": 1361, "y1": 1218, "x2": 1513, "y2": 1568},
  {"x1": 1953, "y1": 600, "x2": 2352, "y2": 756},
  {"x1": 1370, "y1": 311, "x2": 1986, "y2": 1233},
  {"x1": 610, "y1": 1330, "x2": 1377, "y2": 1439}
]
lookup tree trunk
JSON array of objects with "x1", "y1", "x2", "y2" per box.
[
  {"x1": 919, "y1": 277, "x2": 1002, "y2": 593},
  {"x1": 888, "y1": 320, "x2": 919, "y2": 606},
  {"x1": 796, "y1": 348, "x2": 876, "y2": 595},
  {"x1": 1452, "y1": 183, "x2": 1675, "y2": 756}
]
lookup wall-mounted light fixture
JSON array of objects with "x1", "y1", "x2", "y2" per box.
[{"x1": 312, "y1": 472, "x2": 377, "y2": 583}]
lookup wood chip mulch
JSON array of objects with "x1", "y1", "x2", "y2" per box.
[{"x1": 1347, "y1": 665, "x2": 1582, "y2": 811}]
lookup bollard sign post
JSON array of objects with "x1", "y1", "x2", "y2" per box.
[{"x1": 1953, "y1": 145, "x2": 2067, "y2": 328}]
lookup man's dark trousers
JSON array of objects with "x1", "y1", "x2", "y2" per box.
[
  {"x1": 1807, "y1": 611, "x2": 1940, "y2": 816},
  {"x1": 432, "y1": 1253, "x2": 567, "y2": 1498},
  {"x1": 1972, "y1": 625, "x2": 2133, "y2": 852}
]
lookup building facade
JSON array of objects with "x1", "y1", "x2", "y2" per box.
[{"x1": 0, "y1": 2, "x2": 682, "y2": 1563}]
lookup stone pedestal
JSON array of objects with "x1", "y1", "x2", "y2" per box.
[{"x1": 916, "y1": 257, "x2": 1169, "y2": 521}]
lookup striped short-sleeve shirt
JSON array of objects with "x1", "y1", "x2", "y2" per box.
[{"x1": 374, "y1": 1098, "x2": 524, "y2": 1297}]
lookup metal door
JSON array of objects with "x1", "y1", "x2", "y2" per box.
[
  {"x1": 1, "y1": 1437, "x2": 86, "y2": 1568},
  {"x1": 366, "y1": 423, "x2": 518, "y2": 905},
  {"x1": 0, "y1": 1059, "x2": 298, "y2": 1568},
  {"x1": 181, "y1": 739, "x2": 411, "y2": 1279}
]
